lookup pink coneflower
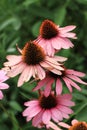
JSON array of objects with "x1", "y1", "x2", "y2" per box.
[
  {"x1": 36, "y1": 19, "x2": 77, "y2": 56},
  {"x1": 33, "y1": 68, "x2": 87, "y2": 96},
  {"x1": 58, "y1": 119, "x2": 87, "y2": 130},
  {"x1": 0, "y1": 69, "x2": 9, "y2": 99},
  {"x1": 22, "y1": 91, "x2": 75, "y2": 127},
  {"x1": 4, "y1": 41, "x2": 67, "y2": 87}
]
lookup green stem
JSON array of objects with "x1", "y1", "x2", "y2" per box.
[{"x1": 0, "y1": 102, "x2": 22, "y2": 130}]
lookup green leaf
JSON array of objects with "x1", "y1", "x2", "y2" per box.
[
  {"x1": 75, "y1": 105, "x2": 87, "y2": 121},
  {"x1": 0, "y1": 17, "x2": 21, "y2": 31},
  {"x1": 73, "y1": 93, "x2": 87, "y2": 101},
  {"x1": 32, "y1": 21, "x2": 42, "y2": 37},
  {"x1": 0, "y1": 124, "x2": 9, "y2": 130},
  {"x1": 54, "y1": 6, "x2": 66, "y2": 25},
  {"x1": 9, "y1": 101, "x2": 22, "y2": 112},
  {"x1": 28, "y1": 5, "x2": 54, "y2": 19},
  {"x1": 23, "y1": 0, "x2": 40, "y2": 6},
  {"x1": 76, "y1": 0, "x2": 87, "y2": 4}
]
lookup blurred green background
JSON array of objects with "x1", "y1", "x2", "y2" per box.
[{"x1": 0, "y1": 0, "x2": 87, "y2": 130}]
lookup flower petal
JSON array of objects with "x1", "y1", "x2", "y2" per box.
[
  {"x1": 42, "y1": 110, "x2": 51, "y2": 124},
  {"x1": 56, "y1": 79, "x2": 62, "y2": 95},
  {"x1": 0, "y1": 91, "x2": 3, "y2": 99},
  {"x1": 0, "y1": 83, "x2": 9, "y2": 89}
]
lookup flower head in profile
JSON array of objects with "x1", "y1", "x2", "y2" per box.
[
  {"x1": 22, "y1": 91, "x2": 74, "y2": 127},
  {"x1": 0, "y1": 69, "x2": 9, "y2": 99},
  {"x1": 34, "y1": 67, "x2": 87, "y2": 96},
  {"x1": 4, "y1": 41, "x2": 67, "y2": 87},
  {"x1": 36, "y1": 19, "x2": 77, "y2": 56},
  {"x1": 58, "y1": 119, "x2": 87, "y2": 130}
]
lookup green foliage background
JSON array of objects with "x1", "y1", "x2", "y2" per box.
[{"x1": 0, "y1": 0, "x2": 87, "y2": 129}]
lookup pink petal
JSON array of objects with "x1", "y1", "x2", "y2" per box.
[
  {"x1": 53, "y1": 56, "x2": 67, "y2": 62},
  {"x1": 24, "y1": 66, "x2": 33, "y2": 82},
  {"x1": 0, "y1": 91, "x2": 3, "y2": 99},
  {"x1": 51, "y1": 108, "x2": 63, "y2": 122},
  {"x1": 47, "y1": 121, "x2": 62, "y2": 130},
  {"x1": 71, "y1": 119, "x2": 78, "y2": 125},
  {"x1": 7, "y1": 62, "x2": 26, "y2": 77},
  {"x1": 67, "y1": 75, "x2": 87, "y2": 85},
  {"x1": 66, "y1": 69, "x2": 85, "y2": 77},
  {"x1": 50, "y1": 69, "x2": 62, "y2": 75},
  {"x1": 59, "y1": 37, "x2": 74, "y2": 49},
  {"x1": 59, "y1": 25, "x2": 76, "y2": 33},
  {"x1": 36, "y1": 65, "x2": 46, "y2": 80},
  {"x1": 58, "y1": 99, "x2": 75, "y2": 107},
  {"x1": 4, "y1": 55, "x2": 22, "y2": 66},
  {"x1": 51, "y1": 38, "x2": 62, "y2": 50},
  {"x1": 44, "y1": 79, "x2": 54, "y2": 97},
  {"x1": 56, "y1": 79, "x2": 62, "y2": 95},
  {"x1": 58, "y1": 122, "x2": 70, "y2": 128},
  {"x1": 0, "y1": 70, "x2": 9, "y2": 82},
  {"x1": 57, "y1": 105, "x2": 73, "y2": 114},
  {"x1": 23, "y1": 105, "x2": 41, "y2": 118},
  {"x1": 46, "y1": 56, "x2": 61, "y2": 65},
  {"x1": 63, "y1": 77, "x2": 73, "y2": 92},
  {"x1": 61, "y1": 112, "x2": 69, "y2": 119},
  {"x1": 33, "y1": 77, "x2": 51, "y2": 91},
  {"x1": 32, "y1": 110, "x2": 44, "y2": 127},
  {"x1": 40, "y1": 61, "x2": 52, "y2": 69},
  {"x1": 60, "y1": 32, "x2": 76, "y2": 39},
  {"x1": 46, "y1": 60, "x2": 63, "y2": 71},
  {"x1": 26, "y1": 116, "x2": 32, "y2": 122},
  {"x1": 66, "y1": 78, "x2": 81, "y2": 91},
  {"x1": 24, "y1": 100, "x2": 39, "y2": 106},
  {"x1": 0, "y1": 83, "x2": 9, "y2": 89},
  {"x1": 42, "y1": 110, "x2": 51, "y2": 124},
  {"x1": 17, "y1": 66, "x2": 33, "y2": 87},
  {"x1": 46, "y1": 42, "x2": 54, "y2": 56},
  {"x1": 58, "y1": 94, "x2": 72, "y2": 100}
]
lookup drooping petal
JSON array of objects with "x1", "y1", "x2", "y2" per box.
[
  {"x1": 56, "y1": 79, "x2": 62, "y2": 95},
  {"x1": 4, "y1": 55, "x2": 22, "y2": 66},
  {"x1": 66, "y1": 78, "x2": 81, "y2": 91},
  {"x1": 67, "y1": 74, "x2": 87, "y2": 85},
  {"x1": 66, "y1": 69, "x2": 85, "y2": 77},
  {"x1": 24, "y1": 100, "x2": 39, "y2": 107},
  {"x1": 0, "y1": 83, "x2": 9, "y2": 89},
  {"x1": 23, "y1": 105, "x2": 41, "y2": 118},
  {"x1": 51, "y1": 108, "x2": 63, "y2": 122},
  {"x1": 57, "y1": 105, "x2": 73, "y2": 114},
  {"x1": 32, "y1": 110, "x2": 44, "y2": 127},
  {"x1": 58, "y1": 98, "x2": 75, "y2": 107},
  {"x1": 7, "y1": 62, "x2": 26, "y2": 77},
  {"x1": 63, "y1": 77, "x2": 73, "y2": 92},
  {"x1": 44, "y1": 79, "x2": 54, "y2": 97},
  {"x1": 59, "y1": 25, "x2": 76, "y2": 33},
  {"x1": 17, "y1": 66, "x2": 33, "y2": 87},
  {"x1": 60, "y1": 32, "x2": 76, "y2": 39},
  {"x1": 42, "y1": 110, "x2": 51, "y2": 124},
  {"x1": 36, "y1": 65, "x2": 46, "y2": 80},
  {"x1": 33, "y1": 77, "x2": 51, "y2": 91},
  {"x1": 58, "y1": 122, "x2": 70, "y2": 128},
  {"x1": 47, "y1": 121, "x2": 62, "y2": 130},
  {"x1": 0, "y1": 91, "x2": 3, "y2": 99},
  {"x1": 71, "y1": 119, "x2": 78, "y2": 125}
]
